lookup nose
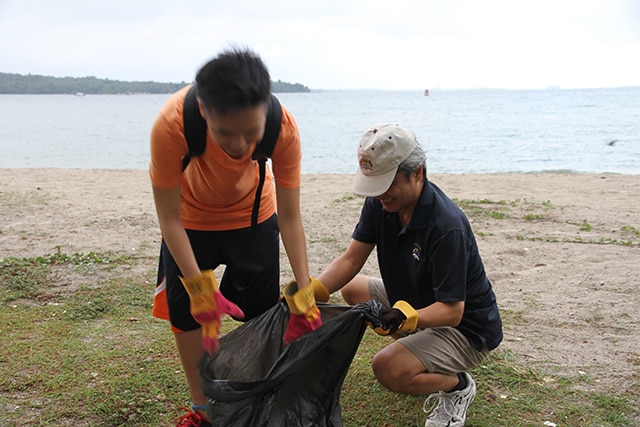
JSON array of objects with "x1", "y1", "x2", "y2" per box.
[
  {"x1": 231, "y1": 134, "x2": 249, "y2": 149},
  {"x1": 225, "y1": 135, "x2": 252, "y2": 158}
]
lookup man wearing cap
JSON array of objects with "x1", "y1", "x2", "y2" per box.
[{"x1": 318, "y1": 123, "x2": 502, "y2": 427}]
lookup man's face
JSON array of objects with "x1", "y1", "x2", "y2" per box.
[
  {"x1": 373, "y1": 168, "x2": 423, "y2": 214},
  {"x1": 201, "y1": 102, "x2": 267, "y2": 159}
]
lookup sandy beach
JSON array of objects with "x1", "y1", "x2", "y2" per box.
[{"x1": 1, "y1": 168, "x2": 639, "y2": 395}]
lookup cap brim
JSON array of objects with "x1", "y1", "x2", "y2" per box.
[{"x1": 352, "y1": 167, "x2": 397, "y2": 197}]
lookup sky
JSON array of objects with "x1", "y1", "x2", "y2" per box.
[{"x1": 1, "y1": 0, "x2": 639, "y2": 90}]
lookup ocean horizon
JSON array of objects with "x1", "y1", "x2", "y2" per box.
[{"x1": 1, "y1": 87, "x2": 638, "y2": 175}]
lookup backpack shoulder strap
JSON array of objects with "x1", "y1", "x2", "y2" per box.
[
  {"x1": 182, "y1": 85, "x2": 206, "y2": 171},
  {"x1": 250, "y1": 94, "x2": 282, "y2": 234},
  {"x1": 252, "y1": 94, "x2": 282, "y2": 160}
]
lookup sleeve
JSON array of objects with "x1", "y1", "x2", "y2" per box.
[
  {"x1": 148, "y1": 88, "x2": 190, "y2": 189},
  {"x1": 269, "y1": 105, "x2": 302, "y2": 189},
  {"x1": 428, "y1": 230, "x2": 469, "y2": 302},
  {"x1": 351, "y1": 198, "x2": 379, "y2": 244}
]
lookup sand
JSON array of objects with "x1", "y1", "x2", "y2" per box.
[{"x1": 1, "y1": 168, "x2": 639, "y2": 394}]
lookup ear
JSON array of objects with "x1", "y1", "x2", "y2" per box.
[{"x1": 197, "y1": 98, "x2": 206, "y2": 119}]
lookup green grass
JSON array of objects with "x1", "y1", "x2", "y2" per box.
[
  {"x1": 451, "y1": 198, "x2": 640, "y2": 248},
  {"x1": 1, "y1": 252, "x2": 638, "y2": 426}
]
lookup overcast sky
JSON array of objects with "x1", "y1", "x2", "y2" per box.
[{"x1": 1, "y1": 0, "x2": 639, "y2": 90}]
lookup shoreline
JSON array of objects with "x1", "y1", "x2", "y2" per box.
[{"x1": 1, "y1": 166, "x2": 638, "y2": 176}]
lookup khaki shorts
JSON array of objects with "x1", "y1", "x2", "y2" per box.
[{"x1": 368, "y1": 278, "x2": 490, "y2": 376}]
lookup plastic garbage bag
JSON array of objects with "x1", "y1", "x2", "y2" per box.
[{"x1": 199, "y1": 300, "x2": 383, "y2": 427}]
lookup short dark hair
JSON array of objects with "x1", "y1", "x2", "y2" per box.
[{"x1": 195, "y1": 47, "x2": 271, "y2": 114}]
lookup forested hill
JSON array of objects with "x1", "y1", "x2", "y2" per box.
[{"x1": 0, "y1": 72, "x2": 311, "y2": 94}]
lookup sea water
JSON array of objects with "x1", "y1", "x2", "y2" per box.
[{"x1": 0, "y1": 87, "x2": 638, "y2": 174}]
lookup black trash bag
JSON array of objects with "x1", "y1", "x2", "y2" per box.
[{"x1": 199, "y1": 299, "x2": 384, "y2": 427}]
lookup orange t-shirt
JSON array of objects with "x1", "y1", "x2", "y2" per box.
[{"x1": 149, "y1": 86, "x2": 302, "y2": 231}]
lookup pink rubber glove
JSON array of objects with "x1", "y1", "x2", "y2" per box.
[
  {"x1": 283, "y1": 278, "x2": 324, "y2": 344},
  {"x1": 180, "y1": 270, "x2": 244, "y2": 353}
]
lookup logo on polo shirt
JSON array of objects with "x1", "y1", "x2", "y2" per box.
[{"x1": 412, "y1": 243, "x2": 422, "y2": 262}]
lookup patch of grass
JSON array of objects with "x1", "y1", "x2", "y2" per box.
[
  {"x1": 454, "y1": 198, "x2": 510, "y2": 220},
  {"x1": 498, "y1": 308, "x2": 528, "y2": 328},
  {"x1": 333, "y1": 193, "x2": 363, "y2": 203},
  {"x1": 565, "y1": 218, "x2": 593, "y2": 232},
  {"x1": 0, "y1": 249, "x2": 134, "y2": 304},
  {"x1": 1, "y1": 251, "x2": 637, "y2": 426},
  {"x1": 1, "y1": 258, "x2": 182, "y2": 426},
  {"x1": 455, "y1": 198, "x2": 508, "y2": 206},
  {"x1": 523, "y1": 213, "x2": 545, "y2": 221},
  {"x1": 0, "y1": 190, "x2": 53, "y2": 207},
  {"x1": 458, "y1": 198, "x2": 636, "y2": 247},
  {"x1": 621, "y1": 225, "x2": 640, "y2": 237},
  {"x1": 475, "y1": 231, "x2": 494, "y2": 237},
  {"x1": 311, "y1": 236, "x2": 339, "y2": 244},
  {"x1": 1, "y1": 247, "x2": 131, "y2": 269},
  {"x1": 341, "y1": 344, "x2": 637, "y2": 426},
  {"x1": 0, "y1": 260, "x2": 49, "y2": 302},
  {"x1": 471, "y1": 352, "x2": 635, "y2": 426},
  {"x1": 507, "y1": 233, "x2": 637, "y2": 247},
  {"x1": 583, "y1": 309, "x2": 606, "y2": 326},
  {"x1": 508, "y1": 234, "x2": 560, "y2": 243},
  {"x1": 486, "y1": 210, "x2": 508, "y2": 219}
]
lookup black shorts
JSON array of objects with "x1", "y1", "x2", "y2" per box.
[{"x1": 154, "y1": 214, "x2": 281, "y2": 332}]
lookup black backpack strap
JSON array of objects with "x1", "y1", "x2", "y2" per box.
[
  {"x1": 252, "y1": 95, "x2": 282, "y2": 160},
  {"x1": 251, "y1": 95, "x2": 282, "y2": 234},
  {"x1": 182, "y1": 85, "x2": 206, "y2": 171}
]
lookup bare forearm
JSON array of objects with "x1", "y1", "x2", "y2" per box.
[
  {"x1": 278, "y1": 216, "x2": 310, "y2": 287},
  {"x1": 153, "y1": 185, "x2": 200, "y2": 278},
  {"x1": 417, "y1": 301, "x2": 465, "y2": 329},
  {"x1": 275, "y1": 185, "x2": 311, "y2": 287},
  {"x1": 318, "y1": 239, "x2": 373, "y2": 293},
  {"x1": 161, "y1": 220, "x2": 200, "y2": 278},
  {"x1": 318, "y1": 255, "x2": 361, "y2": 294}
]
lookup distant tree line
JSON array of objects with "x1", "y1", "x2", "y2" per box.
[
  {"x1": 0, "y1": 72, "x2": 310, "y2": 94},
  {"x1": 272, "y1": 80, "x2": 310, "y2": 93}
]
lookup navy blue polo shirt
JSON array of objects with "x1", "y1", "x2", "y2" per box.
[{"x1": 352, "y1": 181, "x2": 502, "y2": 351}]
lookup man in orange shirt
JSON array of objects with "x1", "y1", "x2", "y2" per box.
[{"x1": 149, "y1": 48, "x2": 325, "y2": 427}]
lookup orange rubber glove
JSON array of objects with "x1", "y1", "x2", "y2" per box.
[
  {"x1": 283, "y1": 277, "x2": 324, "y2": 344},
  {"x1": 180, "y1": 270, "x2": 244, "y2": 354}
]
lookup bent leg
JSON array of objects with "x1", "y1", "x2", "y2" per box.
[
  {"x1": 160, "y1": 239, "x2": 212, "y2": 420},
  {"x1": 340, "y1": 274, "x2": 372, "y2": 305},
  {"x1": 372, "y1": 341, "x2": 459, "y2": 395}
]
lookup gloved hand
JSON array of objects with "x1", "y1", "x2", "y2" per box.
[
  {"x1": 283, "y1": 277, "x2": 324, "y2": 344},
  {"x1": 371, "y1": 300, "x2": 419, "y2": 336},
  {"x1": 312, "y1": 277, "x2": 330, "y2": 302},
  {"x1": 180, "y1": 270, "x2": 244, "y2": 353}
]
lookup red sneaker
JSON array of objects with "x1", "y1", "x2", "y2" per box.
[{"x1": 175, "y1": 407, "x2": 212, "y2": 427}]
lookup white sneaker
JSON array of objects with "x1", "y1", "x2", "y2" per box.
[{"x1": 424, "y1": 372, "x2": 476, "y2": 427}]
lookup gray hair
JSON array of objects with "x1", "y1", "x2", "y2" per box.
[{"x1": 397, "y1": 140, "x2": 427, "y2": 180}]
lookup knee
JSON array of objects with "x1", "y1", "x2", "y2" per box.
[
  {"x1": 340, "y1": 285, "x2": 358, "y2": 305},
  {"x1": 372, "y1": 349, "x2": 403, "y2": 393},
  {"x1": 340, "y1": 275, "x2": 370, "y2": 305}
]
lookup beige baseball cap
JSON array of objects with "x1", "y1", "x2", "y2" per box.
[{"x1": 352, "y1": 123, "x2": 417, "y2": 196}]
